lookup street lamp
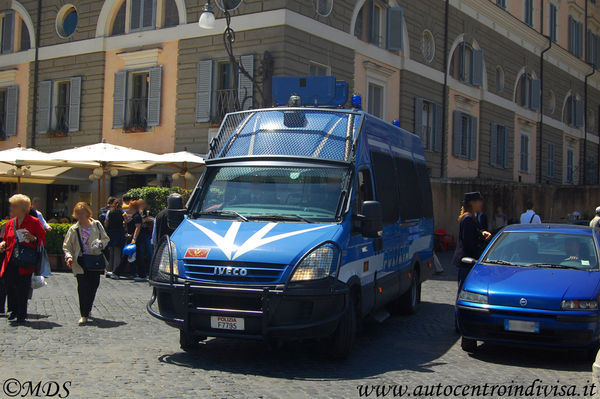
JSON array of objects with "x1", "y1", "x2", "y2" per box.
[{"x1": 198, "y1": 0, "x2": 273, "y2": 109}]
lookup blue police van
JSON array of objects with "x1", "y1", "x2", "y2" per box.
[{"x1": 147, "y1": 76, "x2": 434, "y2": 357}]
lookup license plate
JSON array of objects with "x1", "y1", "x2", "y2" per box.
[
  {"x1": 504, "y1": 319, "x2": 539, "y2": 333},
  {"x1": 210, "y1": 316, "x2": 245, "y2": 331}
]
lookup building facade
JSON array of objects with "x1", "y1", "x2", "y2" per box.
[{"x1": 0, "y1": 0, "x2": 599, "y2": 228}]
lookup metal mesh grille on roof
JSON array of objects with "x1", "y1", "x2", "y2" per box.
[{"x1": 208, "y1": 109, "x2": 361, "y2": 162}]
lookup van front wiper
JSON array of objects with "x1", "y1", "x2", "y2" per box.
[
  {"x1": 195, "y1": 210, "x2": 248, "y2": 222},
  {"x1": 248, "y1": 214, "x2": 316, "y2": 223},
  {"x1": 528, "y1": 263, "x2": 584, "y2": 270}
]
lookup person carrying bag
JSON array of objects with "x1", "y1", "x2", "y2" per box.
[{"x1": 63, "y1": 202, "x2": 110, "y2": 325}]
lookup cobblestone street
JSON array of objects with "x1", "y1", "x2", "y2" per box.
[{"x1": 0, "y1": 255, "x2": 593, "y2": 398}]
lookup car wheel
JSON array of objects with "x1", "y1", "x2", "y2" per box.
[
  {"x1": 396, "y1": 268, "x2": 420, "y2": 315},
  {"x1": 328, "y1": 295, "x2": 357, "y2": 359},
  {"x1": 461, "y1": 337, "x2": 477, "y2": 353},
  {"x1": 179, "y1": 330, "x2": 205, "y2": 352}
]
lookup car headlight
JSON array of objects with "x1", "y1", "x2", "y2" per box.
[
  {"x1": 151, "y1": 239, "x2": 178, "y2": 282},
  {"x1": 458, "y1": 290, "x2": 489, "y2": 304},
  {"x1": 290, "y1": 244, "x2": 339, "y2": 282},
  {"x1": 561, "y1": 300, "x2": 598, "y2": 310}
]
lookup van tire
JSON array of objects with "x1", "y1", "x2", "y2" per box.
[
  {"x1": 396, "y1": 268, "x2": 420, "y2": 315},
  {"x1": 461, "y1": 337, "x2": 477, "y2": 353},
  {"x1": 328, "y1": 295, "x2": 357, "y2": 359},
  {"x1": 180, "y1": 330, "x2": 204, "y2": 352}
]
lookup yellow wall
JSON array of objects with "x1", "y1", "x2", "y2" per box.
[
  {"x1": 446, "y1": 88, "x2": 480, "y2": 178},
  {"x1": 353, "y1": 52, "x2": 400, "y2": 122},
  {"x1": 102, "y1": 41, "x2": 178, "y2": 153},
  {"x1": 0, "y1": 62, "x2": 30, "y2": 150}
]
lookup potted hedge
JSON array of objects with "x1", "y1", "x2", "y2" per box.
[{"x1": 45, "y1": 223, "x2": 71, "y2": 271}]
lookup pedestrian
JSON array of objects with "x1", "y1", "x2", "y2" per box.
[
  {"x1": 104, "y1": 199, "x2": 125, "y2": 279},
  {"x1": 62, "y1": 202, "x2": 110, "y2": 325},
  {"x1": 520, "y1": 201, "x2": 542, "y2": 224},
  {"x1": 121, "y1": 194, "x2": 132, "y2": 212},
  {"x1": 138, "y1": 199, "x2": 154, "y2": 279},
  {"x1": 31, "y1": 198, "x2": 52, "y2": 231},
  {"x1": 124, "y1": 200, "x2": 144, "y2": 281},
  {"x1": 0, "y1": 222, "x2": 6, "y2": 316},
  {"x1": 475, "y1": 211, "x2": 488, "y2": 231},
  {"x1": 590, "y1": 207, "x2": 600, "y2": 229},
  {"x1": 492, "y1": 206, "x2": 508, "y2": 234},
  {"x1": 151, "y1": 194, "x2": 182, "y2": 249},
  {"x1": 0, "y1": 194, "x2": 46, "y2": 324},
  {"x1": 452, "y1": 192, "x2": 491, "y2": 291},
  {"x1": 98, "y1": 197, "x2": 117, "y2": 226}
]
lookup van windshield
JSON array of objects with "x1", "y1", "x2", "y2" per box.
[{"x1": 191, "y1": 166, "x2": 349, "y2": 222}]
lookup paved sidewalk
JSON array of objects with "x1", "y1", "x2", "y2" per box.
[{"x1": 0, "y1": 256, "x2": 593, "y2": 398}]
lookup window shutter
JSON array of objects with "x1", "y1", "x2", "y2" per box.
[
  {"x1": 502, "y1": 126, "x2": 509, "y2": 168},
  {"x1": 37, "y1": 80, "x2": 52, "y2": 134},
  {"x1": 433, "y1": 103, "x2": 443, "y2": 152},
  {"x1": 147, "y1": 66, "x2": 162, "y2": 127},
  {"x1": 490, "y1": 123, "x2": 498, "y2": 167},
  {"x1": 368, "y1": 0, "x2": 376, "y2": 44},
  {"x1": 469, "y1": 115, "x2": 478, "y2": 160},
  {"x1": 452, "y1": 110, "x2": 462, "y2": 157},
  {"x1": 4, "y1": 85, "x2": 18, "y2": 136},
  {"x1": 575, "y1": 99, "x2": 585, "y2": 127},
  {"x1": 386, "y1": 8, "x2": 404, "y2": 51},
  {"x1": 112, "y1": 71, "x2": 127, "y2": 129},
  {"x1": 130, "y1": 0, "x2": 141, "y2": 31},
  {"x1": 68, "y1": 76, "x2": 81, "y2": 132},
  {"x1": 458, "y1": 43, "x2": 465, "y2": 81},
  {"x1": 414, "y1": 97, "x2": 424, "y2": 142},
  {"x1": 529, "y1": 79, "x2": 541, "y2": 110},
  {"x1": 471, "y1": 49, "x2": 484, "y2": 86},
  {"x1": 568, "y1": 17, "x2": 574, "y2": 53},
  {"x1": 238, "y1": 54, "x2": 254, "y2": 110},
  {"x1": 196, "y1": 60, "x2": 213, "y2": 122}
]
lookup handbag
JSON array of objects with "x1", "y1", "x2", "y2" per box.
[
  {"x1": 12, "y1": 220, "x2": 40, "y2": 270},
  {"x1": 76, "y1": 222, "x2": 106, "y2": 272}
]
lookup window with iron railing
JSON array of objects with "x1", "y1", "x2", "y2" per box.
[
  {"x1": 54, "y1": 104, "x2": 69, "y2": 133},
  {"x1": 214, "y1": 88, "x2": 239, "y2": 124}
]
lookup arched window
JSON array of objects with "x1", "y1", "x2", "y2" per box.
[
  {"x1": 352, "y1": 1, "x2": 404, "y2": 51},
  {"x1": 110, "y1": 0, "x2": 179, "y2": 36},
  {"x1": 564, "y1": 95, "x2": 583, "y2": 127},
  {"x1": 515, "y1": 72, "x2": 540, "y2": 110},
  {"x1": 0, "y1": 10, "x2": 33, "y2": 53},
  {"x1": 449, "y1": 41, "x2": 483, "y2": 86}
]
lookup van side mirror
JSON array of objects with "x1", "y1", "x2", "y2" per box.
[
  {"x1": 359, "y1": 201, "x2": 383, "y2": 238},
  {"x1": 167, "y1": 194, "x2": 185, "y2": 230},
  {"x1": 461, "y1": 257, "x2": 477, "y2": 266}
]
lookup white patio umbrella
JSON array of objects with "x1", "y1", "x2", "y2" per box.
[
  {"x1": 0, "y1": 144, "x2": 71, "y2": 192},
  {"x1": 154, "y1": 150, "x2": 205, "y2": 190}
]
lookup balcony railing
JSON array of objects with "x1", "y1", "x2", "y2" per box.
[
  {"x1": 214, "y1": 89, "x2": 239, "y2": 123},
  {"x1": 54, "y1": 105, "x2": 69, "y2": 133},
  {"x1": 127, "y1": 97, "x2": 148, "y2": 131}
]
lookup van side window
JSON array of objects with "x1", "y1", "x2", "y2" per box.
[
  {"x1": 415, "y1": 162, "x2": 434, "y2": 218},
  {"x1": 394, "y1": 156, "x2": 422, "y2": 221},
  {"x1": 357, "y1": 168, "x2": 374, "y2": 211},
  {"x1": 370, "y1": 151, "x2": 400, "y2": 224}
]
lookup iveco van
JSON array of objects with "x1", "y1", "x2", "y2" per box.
[{"x1": 148, "y1": 76, "x2": 434, "y2": 357}]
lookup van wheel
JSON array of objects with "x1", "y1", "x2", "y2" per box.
[
  {"x1": 461, "y1": 337, "x2": 477, "y2": 353},
  {"x1": 180, "y1": 330, "x2": 204, "y2": 352},
  {"x1": 396, "y1": 269, "x2": 420, "y2": 315},
  {"x1": 328, "y1": 295, "x2": 357, "y2": 359}
]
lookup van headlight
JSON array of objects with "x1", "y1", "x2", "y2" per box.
[
  {"x1": 458, "y1": 290, "x2": 489, "y2": 304},
  {"x1": 290, "y1": 244, "x2": 339, "y2": 282},
  {"x1": 151, "y1": 239, "x2": 179, "y2": 282}
]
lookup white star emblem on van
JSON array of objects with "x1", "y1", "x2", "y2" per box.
[{"x1": 187, "y1": 221, "x2": 333, "y2": 260}]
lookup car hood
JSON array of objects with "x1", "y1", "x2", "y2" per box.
[
  {"x1": 171, "y1": 218, "x2": 341, "y2": 267},
  {"x1": 465, "y1": 264, "x2": 600, "y2": 310}
]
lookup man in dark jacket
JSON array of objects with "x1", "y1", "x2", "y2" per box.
[{"x1": 151, "y1": 194, "x2": 183, "y2": 250}]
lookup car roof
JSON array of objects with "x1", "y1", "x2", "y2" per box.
[{"x1": 502, "y1": 223, "x2": 595, "y2": 235}]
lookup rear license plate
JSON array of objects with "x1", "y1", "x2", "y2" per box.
[
  {"x1": 504, "y1": 319, "x2": 539, "y2": 333},
  {"x1": 210, "y1": 316, "x2": 245, "y2": 331}
]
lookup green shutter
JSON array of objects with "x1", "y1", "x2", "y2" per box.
[
  {"x1": 5, "y1": 85, "x2": 18, "y2": 136},
  {"x1": 414, "y1": 97, "x2": 424, "y2": 142},
  {"x1": 469, "y1": 115, "x2": 478, "y2": 160},
  {"x1": 530, "y1": 79, "x2": 541, "y2": 110},
  {"x1": 147, "y1": 66, "x2": 162, "y2": 127},
  {"x1": 502, "y1": 126, "x2": 509, "y2": 168},
  {"x1": 112, "y1": 71, "x2": 127, "y2": 129},
  {"x1": 472, "y1": 50, "x2": 484, "y2": 86},
  {"x1": 490, "y1": 123, "x2": 498, "y2": 167},
  {"x1": 68, "y1": 76, "x2": 81, "y2": 132},
  {"x1": 433, "y1": 103, "x2": 443, "y2": 152},
  {"x1": 386, "y1": 8, "x2": 404, "y2": 51},
  {"x1": 37, "y1": 80, "x2": 52, "y2": 134},
  {"x1": 1, "y1": 12, "x2": 14, "y2": 54},
  {"x1": 195, "y1": 60, "x2": 213, "y2": 122}
]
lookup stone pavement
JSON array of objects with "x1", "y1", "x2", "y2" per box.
[{"x1": 0, "y1": 253, "x2": 594, "y2": 398}]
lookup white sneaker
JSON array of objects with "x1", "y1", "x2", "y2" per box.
[{"x1": 78, "y1": 317, "x2": 88, "y2": 325}]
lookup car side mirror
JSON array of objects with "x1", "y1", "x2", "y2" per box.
[
  {"x1": 167, "y1": 194, "x2": 185, "y2": 230},
  {"x1": 461, "y1": 257, "x2": 477, "y2": 266},
  {"x1": 359, "y1": 201, "x2": 383, "y2": 239}
]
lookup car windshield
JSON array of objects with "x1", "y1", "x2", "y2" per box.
[
  {"x1": 483, "y1": 231, "x2": 599, "y2": 270},
  {"x1": 191, "y1": 166, "x2": 348, "y2": 222}
]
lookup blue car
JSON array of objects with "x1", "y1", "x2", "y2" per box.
[{"x1": 456, "y1": 224, "x2": 600, "y2": 354}]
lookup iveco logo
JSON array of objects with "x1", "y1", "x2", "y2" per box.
[
  {"x1": 214, "y1": 266, "x2": 248, "y2": 276},
  {"x1": 520, "y1": 298, "x2": 528, "y2": 307}
]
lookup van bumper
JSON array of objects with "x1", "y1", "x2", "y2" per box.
[{"x1": 147, "y1": 278, "x2": 349, "y2": 340}]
